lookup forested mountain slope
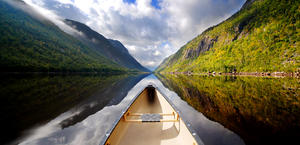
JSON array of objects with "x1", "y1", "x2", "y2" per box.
[
  {"x1": 64, "y1": 19, "x2": 150, "y2": 72},
  {"x1": 156, "y1": 0, "x2": 299, "y2": 73},
  {"x1": 0, "y1": 0, "x2": 126, "y2": 73}
]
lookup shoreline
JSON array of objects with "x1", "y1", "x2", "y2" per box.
[
  {"x1": 0, "y1": 71, "x2": 151, "y2": 76},
  {"x1": 159, "y1": 71, "x2": 300, "y2": 78}
]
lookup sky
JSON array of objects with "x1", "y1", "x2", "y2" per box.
[{"x1": 23, "y1": 0, "x2": 246, "y2": 70}]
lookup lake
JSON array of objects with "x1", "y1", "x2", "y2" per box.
[{"x1": 1, "y1": 74, "x2": 299, "y2": 145}]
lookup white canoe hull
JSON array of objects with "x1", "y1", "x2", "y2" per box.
[{"x1": 103, "y1": 85, "x2": 203, "y2": 145}]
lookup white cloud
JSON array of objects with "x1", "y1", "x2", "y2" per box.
[
  {"x1": 22, "y1": 0, "x2": 246, "y2": 70},
  {"x1": 23, "y1": 0, "x2": 84, "y2": 36},
  {"x1": 153, "y1": 50, "x2": 161, "y2": 56},
  {"x1": 53, "y1": 0, "x2": 73, "y2": 5}
]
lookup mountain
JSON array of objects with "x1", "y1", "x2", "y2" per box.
[
  {"x1": 64, "y1": 19, "x2": 150, "y2": 72},
  {"x1": 156, "y1": 0, "x2": 299, "y2": 73},
  {"x1": 0, "y1": 0, "x2": 130, "y2": 73}
]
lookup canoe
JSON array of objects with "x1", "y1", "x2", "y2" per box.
[{"x1": 102, "y1": 84, "x2": 203, "y2": 145}]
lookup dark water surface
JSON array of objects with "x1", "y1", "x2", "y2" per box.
[
  {"x1": 0, "y1": 74, "x2": 299, "y2": 145},
  {"x1": 0, "y1": 73, "x2": 148, "y2": 145},
  {"x1": 157, "y1": 74, "x2": 300, "y2": 145}
]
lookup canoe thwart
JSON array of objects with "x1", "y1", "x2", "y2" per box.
[
  {"x1": 127, "y1": 112, "x2": 175, "y2": 116},
  {"x1": 141, "y1": 114, "x2": 162, "y2": 122}
]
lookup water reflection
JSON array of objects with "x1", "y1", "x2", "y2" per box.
[
  {"x1": 59, "y1": 74, "x2": 148, "y2": 129},
  {"x1": 156, "y1": 74, "x2": 300, "y2": 145},
  {"x1": 10, "y1": 74, "x2": 246, "y2": 145},
  {"x1": 4, "y1": 74, "x2": 294, "y2": 145},
  {"x1": 0, "y1": 74, "x2": 148, "y2": 145}
]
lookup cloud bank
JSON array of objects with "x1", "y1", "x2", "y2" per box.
[{"x1": 24, "y1": 0, "x2": 245, "y2": 70}]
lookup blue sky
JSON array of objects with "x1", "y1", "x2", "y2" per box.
[
  {"x1": 24, "y1": 0, "x2": 245, "y2": 70},
  {"x1": 124, "y1": 0, "x2": 161, "y2": 9},
  {"x1": 151, "y1": 0, "x2": 161, "y2": 9}
]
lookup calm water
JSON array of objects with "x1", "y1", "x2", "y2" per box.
[
  {"x1": 0, "y1": 74, "x2": 299, "y2": 145},
  {"x1": 157, "y1": 74, "x2": 300, "y2": 145}
]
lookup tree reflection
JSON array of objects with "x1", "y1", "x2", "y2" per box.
[{"x1": 157, "y1": 74, "x2": 300, "y2": 145}]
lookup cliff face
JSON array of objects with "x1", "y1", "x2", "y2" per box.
[
  {"x1": 184, "y1": 36, "x2": 218, "y2": 59},
  {"x1": 156, "y1": 0, "x2": 299, "y2": 73}
]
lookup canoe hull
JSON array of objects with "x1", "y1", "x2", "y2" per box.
[{"x1": 103, "y1": 85, "x2": 202, "y2": 145}]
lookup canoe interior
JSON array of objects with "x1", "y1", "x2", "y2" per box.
[{"x1": 105, "y1": 86, "x2": 198, "y2": 145}]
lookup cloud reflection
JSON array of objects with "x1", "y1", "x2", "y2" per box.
[{"x1": 19, "y1": 75, "x2": 244, "y2": 145}]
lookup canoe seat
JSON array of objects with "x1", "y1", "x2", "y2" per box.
[{"x1": 141, "y1": 114, "x2": 162, "y2": 122}]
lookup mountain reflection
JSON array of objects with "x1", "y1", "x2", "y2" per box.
[
  {"x1": 0, "y1": 73, "x2": 148, "y2": 145},
  {"x1": 157, "y1": 74, "x2": 300, "y2": 145},
  {"x1": 59, "y1": 74, "x2": 148, "y2": 128}
]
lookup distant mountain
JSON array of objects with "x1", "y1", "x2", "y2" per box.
[
  {"x1": 0, "y1": 0, "x2": 128, "y2": 73},
  {"x1": 64, "y1": 19, "x2": 150, "y2": 72},
  {"x1": 156, "y1": 0, "x2": 299, "y2": 73}
]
